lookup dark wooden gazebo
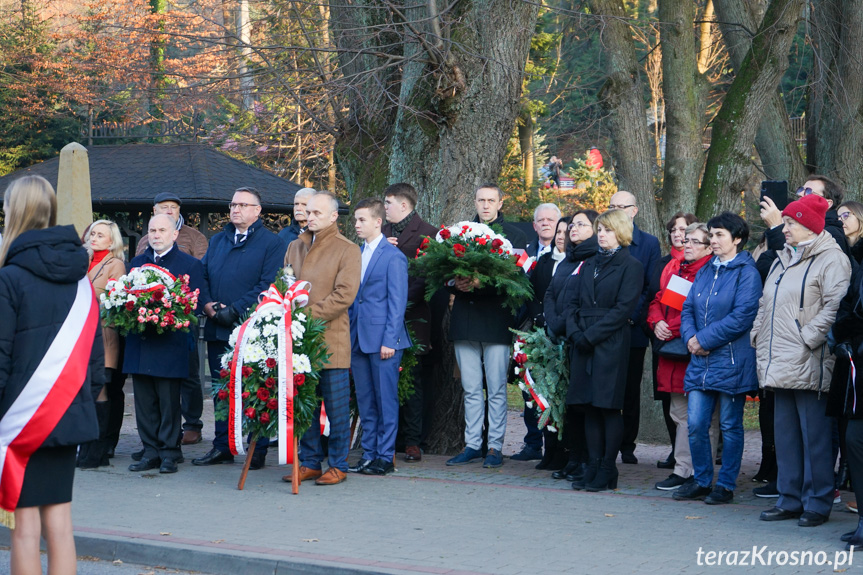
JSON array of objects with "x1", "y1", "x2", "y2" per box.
[{"x1": 0, "y1": 143, "x2": 304, "y2": 248}]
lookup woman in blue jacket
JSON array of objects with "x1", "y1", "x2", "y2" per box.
[{"x1": 673, "y1": 212, "x2": 762, "y2": 505}]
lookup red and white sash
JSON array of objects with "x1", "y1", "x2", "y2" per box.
[{"x1": 0, "y1": 277, "x2": 99, "y2": 511}]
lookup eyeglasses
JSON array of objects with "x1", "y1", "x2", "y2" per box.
[
  {"x1": 683, "y1": 238, "x2": 710, "y2": 246},
  {"x1": 838, "y1": 212, "x2": 854, "y2": 221},
  {"x1": 229, "y1": 203, "x2": 260, "y2": 210},
  {"x1": 609, "y1": 204, "x2": 635, "y2": 210},
  {"x1": 796, "y1": 186, "x2": 821, "y2": 197},
  {"x1": 568, "y1": 222, "x2": 592, "y2": 230}
]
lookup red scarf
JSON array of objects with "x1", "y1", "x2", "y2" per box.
[
  {"x1": 658, "y1": 246, "x2": 685, "y2": 291},
  {"x1": 89, "y1": 250, "x2": 109, "y2": 273}
]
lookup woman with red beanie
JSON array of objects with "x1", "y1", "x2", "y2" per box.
[{"x1": 753, "y1": 193, "x2": 852, "y2": 527}]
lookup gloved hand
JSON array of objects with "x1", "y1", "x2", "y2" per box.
[
  {"x1": 546, "y1": 326, "x2": 561, "y2": 345},
  {"x1": 213, "y1": 304, "x2": 240, "y2": 327},
  {"x1": 575, "y1": 336, "x2": 593, "y2": 354},
  {"x1": 835, "y1": 341, "x2": 854, "y2": 359}
]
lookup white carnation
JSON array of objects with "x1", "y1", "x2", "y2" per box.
[{"x1": 293, "y1": 354, "x2": 311, "y2": 374}]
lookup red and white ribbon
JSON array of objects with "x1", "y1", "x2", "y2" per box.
[
  {"x1": 521, "y1": 369, "x2": 549, "y2": 412},
  {"x1": 0, "y1": 277, "x2": 98, "y2": 511},
  {"x1": 228, "y1": 281, "x2": 311, "y2": 465},
  {"x1": 127, "y1": 263, "x2": 177, "y2": 294}
]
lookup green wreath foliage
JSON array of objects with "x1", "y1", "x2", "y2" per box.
[
  {"x1": 212, "y1": 268, "x2": 330, "y2": 441},
  {"x1": 511, "y1": 326, "x2": 569, "y2": 438}
]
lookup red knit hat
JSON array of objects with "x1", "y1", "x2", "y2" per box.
[{"x1": 782, "y1": 193, "x2": 828, "y2": 235}]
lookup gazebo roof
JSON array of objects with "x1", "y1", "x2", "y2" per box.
[{"x1": 0, "y1": 143, "x2": 302, "y2": 214}]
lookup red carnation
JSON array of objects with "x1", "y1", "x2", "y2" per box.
[
  {"x1": 420, "y1": 237, "x2": 430, "y2": 249},
  {"x1": 242, "y1": 366, "x2": 254, "y2": 378},
  {"x1": 219, "y1": 369, "x2": 229, "y2": 379},
  {"x1": 267, "y1": 398, "x2": 278, "y2": 410},
  {"x1": 245, "y1": 407, "x2": 257, "y2": 420},
  {"x1": 415, "y1": 248, "x2": 422, "y2": 258},
  {"x1": 294, "y1": 374, "x2": 305, "y2": 386},
  {"x1": 476, "y1": 237, "x2": 487, "y2": 245},
  {"x1": 259, "y1": 411, "x2": 271, "y2": 424},
  {"x1": 217, "y1": 389, "x2": 228, "y2": 400},
  {"x1": 491, "y1": 238, "x2": 503, "y2": 249},
  {"x1": 453, "y1": 244, "x2": 466, "y2": 257},
  {"x1": 184, "y1": 305, "x2": 192, "y2": 314},
  {"x1": 125, "y1": 301, "x2": 135, "y2": 311},
  {"x1": 439, "y1": 228, "x2": 451, "y2": 240},
  {"x1": 516, "y1": 352, "x2": 528, "y2": 364},
  {"x1": 266, "y1": 358, "x2": 277, "y2": 369},
  {"x1": 265, "y1": 377, "x2": 275, "y2": 388},
  {"x1": 257, "y1": 388, "x2": 270, "y2": 401},
  {"x1": 242, "y1": 391, "x2": 250, "y2": 399}
]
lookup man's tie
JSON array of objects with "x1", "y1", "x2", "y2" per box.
[{"x1": 154, "y1": 255, "x2": 161, "y2": 265}]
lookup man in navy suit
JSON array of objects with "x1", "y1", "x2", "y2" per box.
[
  {"x1": 348, "y1": 198, "x2": 411, "y2": 476},
  {"x1": 608, "y1": 191, "x2": 661, "y2": 464},
  {"x1": 124, "y1": 214, "x2": 209, "y2": 474}
]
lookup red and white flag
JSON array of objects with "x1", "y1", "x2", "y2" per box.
[
  {"x1": 0, "y1": 277, "x2": 98, "y2": 511},
  {"x1": 660, "y1": 275, "x2": 693, "y2": 311}
]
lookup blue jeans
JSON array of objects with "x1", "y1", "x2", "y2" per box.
[{"x1": 687, "y1": 389, "x2": 746, "y2": 491}]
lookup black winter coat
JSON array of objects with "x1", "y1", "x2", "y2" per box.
[
  {"x1": 448, "y1": 214, "x2": 527, "y2": 345},
  {"x1": 0, "y1": 226, "x2": 104, "y2": 447},
  {"x1": 544, "y1": 236, "x2": 598, "y2": 338},
  {"x1": 565, "y1": 247, "x2": 643, "y2": 408},
  {"x1": 828, "y1": 264, "x2": 863, "y2": 419}
]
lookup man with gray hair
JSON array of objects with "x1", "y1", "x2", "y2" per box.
[
  {"x1": 512, "y1": 201, "x2": 562, "y2": 463},
  {"x1": 279, "y1": 187, "x2": 316, "y2": 247},
  {"x1": 526, "y1": 203, "x2": 562, "y2": 260}
]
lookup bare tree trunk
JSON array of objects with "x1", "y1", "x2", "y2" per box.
[
  {"x1": 237, "y1": 0, "x2": 254, "y2": 110},
  {"x1": 698, "y1": 0, "x2": 803, "y2": 220},
  {"x1": 518, "y1": 112, "x2": 535, "y2": 190},
  {"x1": 807, "y1": 0, "x2": 863, "y2": 198},
  {"x1": 659, "y1": 0, "x2": 707, "y2": 218},
  {"x1": 713, "y1": 0, "x2": 806, "y2": 184},
  {"x1": 387, "y1": 0, "x2": 539, "y2": 225},
  {"x1": 697, "y1": 0, "x2": 714, "y2": 74},
  {"x1": 589, "y1": 0, "x2": 661, "y2": 237}
]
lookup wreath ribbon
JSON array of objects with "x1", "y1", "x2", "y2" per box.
[
  {"x1": 519, "y1": 369, "x2": 549, "y2": 412},
  {"x1": 228, "y1": 281, "x2": 311, "y2": 465}
]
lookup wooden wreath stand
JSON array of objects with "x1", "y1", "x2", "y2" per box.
[{"x1": 237, "y1": 433, "x2": 300, "y2": 494}]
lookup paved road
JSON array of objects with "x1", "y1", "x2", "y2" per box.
[{"x1": 1, "y1": 385, "x2": 858, "y2": 574}]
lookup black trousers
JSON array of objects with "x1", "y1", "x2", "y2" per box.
[
  {"x1": 400, "y1": 355, "x2": 429, "y2": 447},
  {"x1": 133, "y1": 374, "x2": 182, "y2": 461},
  {"x1": 847, "y1": 419, "x2": 863, "y2": 509},
  {"x1": 620, "y1": 346, "x2": 646, "y2": 455},
  {"x1": 181, "y1": 349, "x2": 204, "y2": 432}
]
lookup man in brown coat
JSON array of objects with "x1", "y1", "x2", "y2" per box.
[{"x1": 283, "y1": 191, "x2": 360, "y2": 485}]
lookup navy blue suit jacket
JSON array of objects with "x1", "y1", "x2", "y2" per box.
[
  {"x1": 349, "y1": 238, "x2": 411, "y2": 354},
  {"x1": 123, "y1": 244, "x2": 208, "y2": 379},
  {"x1": 627, "y1": 223, "x2": 661, "y2": 348}
]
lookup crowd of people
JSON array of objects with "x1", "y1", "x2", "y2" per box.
[{"x1": 5, "y1": 173, "x2": 863, "y2": 573}]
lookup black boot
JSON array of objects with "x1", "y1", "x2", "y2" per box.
[
  {"x1": 572, "y1": 458, "x2": 599, "y2": 491},
  {"x1": 79, "y1": 401, "x2": 110, "y2": 469},
  {"x1": 837, "y1": 459, "x2": 851, "y2": 491},
  {"x1": 585, "y1": 457, "x2": 619, "y2": 492},
  {"x1": 753, "y1": 444, "x2": 777, "y2": 483},
  {"x1": 846, "y1": 517, "x2": 863, "y2": 551},
  {"x1": 552, "y1": 456, "x2": 578, "y2": 480},
  {"x1": 535, "y1": 430, "x2": 559, "y2": 470}
]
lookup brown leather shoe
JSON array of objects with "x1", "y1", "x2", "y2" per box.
[
  {"x1": 314, "y1": 467, "x2": 347, "y2": 485},
  {"x1": 281, "y1": 466, "x2": 323, "y2": 483},
  {"x1": 181, "y1": 430, "x2": 202, "y2": 445},
  {"x1": 404, "y1": 445, "x2": 422, "y2": 462}
]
